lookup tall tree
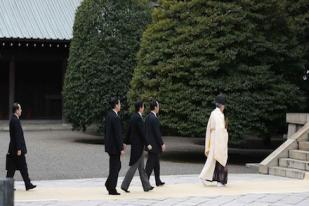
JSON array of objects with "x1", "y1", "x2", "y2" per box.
[
  {"x1": 281, "y1": 0, "x2": 309, "y2": 109},
  {"x1": 63, "y1": 0, "x2": 151, "y2": 130},
  {"x1": 129, "y1": 0, "x2": 305, "y2": 142}
]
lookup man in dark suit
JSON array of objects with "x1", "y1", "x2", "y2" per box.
[
  {"x1": 6, "y1": 103, "x2": 36, "y2": 191},
  {"x1": 104, "y1": 97, "x2": 124, "y2": 195},
  {"x1": 145, "y1": 100, "x2": 166, "y2": 186},
  {"x1": 121, "y1": 101, "x2": 154, "y2": 193}
]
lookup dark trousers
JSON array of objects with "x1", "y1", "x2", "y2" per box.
[
  {"x1": 105, "y1": 154, "x2": 121, "y2": 191},
  {"x1": 6, "y1": 155, "x2": 31, "y2": 187},
  {"x1": 145, "y1": 152, "x2": 161, "y2": 184}
]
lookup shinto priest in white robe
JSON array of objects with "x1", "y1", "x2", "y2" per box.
[{"x1": 199, "y1": 107, "x2": 228, "y2": 181}]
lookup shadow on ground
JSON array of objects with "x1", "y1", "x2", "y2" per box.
[
  {"x1": 74, "y1": 138, "x2": 104, "y2": 145},
  {"x1": 74, "y1": 137, "x2": 271, "y2": 164},
  {"x1": 160, "y1": 151, "x2": 269, "y2": 164},
  {"x1": 161, "y1": 151, "x2": 205, "y2": 163}
]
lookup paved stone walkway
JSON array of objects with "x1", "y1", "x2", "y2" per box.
[
  {"x1": 15, "y1": 193, "x2": 309, "y2": 206},
  {"x1": 14, "y1": 174, "x2": 309, "y2": 206}
]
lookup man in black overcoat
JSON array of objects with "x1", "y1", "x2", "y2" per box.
[
  {"x1": 6, "y1": 103, "x2": 36, "y2": 191},
  {"x1": 104, "y1": 97, "x2": 124, "y2": 195},
  {"x1": 145, "y1": 100, "x2": 166, "y2": 186},
  {"x1": 121, "y1": 101, "x2": 154, "y2": 193}
]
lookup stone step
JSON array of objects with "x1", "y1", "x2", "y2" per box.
[
  {"x1": 279, "y1": 158, "x2": 309, "y2": 171},
  {"x1": 289, "y1": 150, "x2": 309, "y2": 161},
  {"x1": 298, "y1": 141, "x2": 309, "y2": 151},
  {"x1": 269, "y1": 166, "x2": 306, "y2": 179}
]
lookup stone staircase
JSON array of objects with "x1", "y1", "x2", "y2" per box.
[
  {"x1": 269, "y1": 140, "x2": 309, "y2": 179},
  {"x1": 259, "y1": 113, "x2": 309, "y2": 179}
]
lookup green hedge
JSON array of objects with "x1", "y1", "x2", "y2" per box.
[
  {"x1": 283, "y1": 0, "x2": 309, "y2": 108},
  {"x1": 129, "y1": 0, "x2": 306, "y2": 142},
  {"x1": 63, "y1": 0, "x2": 151, "y2": 130}
]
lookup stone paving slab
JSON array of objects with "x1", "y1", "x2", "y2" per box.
[
  {"x1": 14, "y1": 173, "x2": 288, "y2": 188},
  {"x1": 12, "y1": 174, "x2": 309, "y2": 206},
  {"x1": 15, "y1": 193, "x2": 309, "y2": 206}
]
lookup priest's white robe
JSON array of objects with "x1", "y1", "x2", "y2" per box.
[{"x1": 199, "y1": 108, "x2": 228, "y2": 181}]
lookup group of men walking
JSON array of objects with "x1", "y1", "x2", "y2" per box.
[
  {"x1": 104, "y1": 98, "x2": 165, "y2": 195},
  {"x1": 5, "y1": 94, "x2": 228, "y2": 193}
]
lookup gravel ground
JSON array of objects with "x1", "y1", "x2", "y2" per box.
[{"x1": 0, "y1": 130, "x2": 257, "y2": 180}]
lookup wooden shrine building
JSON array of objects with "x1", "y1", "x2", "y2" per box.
[{"x1": 0, "y1": 0, "x2": 82, "y2": 120}]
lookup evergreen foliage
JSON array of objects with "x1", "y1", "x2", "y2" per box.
[
  {"x1": 129, "y1": 0, "x2": 305, "y2": 142},
  {"x1": 63, "y1": 0, "x2": 151, "y2": 130}
]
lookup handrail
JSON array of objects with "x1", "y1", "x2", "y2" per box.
[{"x1": 259, "y1": 122, "x2": 309, "y2": 174}]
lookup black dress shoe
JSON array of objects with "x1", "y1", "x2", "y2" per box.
[
  {"x1": 156, "y1": 182, "x2": 165, "y2": 186},
  {"x1": 121, "y1": 187, "x2": 130, "y2": 193},
  {"x1": 144, "y1": 186, "x2": 154, "y2": 192},
  {"x1": 26, "y1": 184, "x2": 37, "y2": 191},
  {"x1": 108, "y1": 190, "x2": 120, "y2": 195}
]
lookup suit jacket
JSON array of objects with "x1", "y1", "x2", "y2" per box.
[
  {"x1": 145, "y1": 112, "x2": 163, "y2": 154},
  {"x1": 8, "y1": 115, "x2": 27, "y2": 155},
  {"x1": 104, "y1": 110, "x2": 124, "y2": 155},
  {"x1": 124, "y1": 113, "x2": 148, "y2": 166}
]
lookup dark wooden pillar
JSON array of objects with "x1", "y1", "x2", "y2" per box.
[
  {"x1": 61, "y1": 59, "x2": 67, "y2": 122},
  {"x1": 8, "y1": 57, "x2": 15, "y2": 118}
]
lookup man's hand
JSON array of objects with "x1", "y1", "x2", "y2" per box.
[
  {"x1": 121, "y1": 150, "x2": 125, "y2": 156},
  {"x1": 161, "y1": 144, "x2": 166, "y2": 152},
  {"x1": 147, "y1": 144, "x2": 152, "y2": 150},
  {"x1": 17, "y1": 150, "x2": 21, "y2": 156}
]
